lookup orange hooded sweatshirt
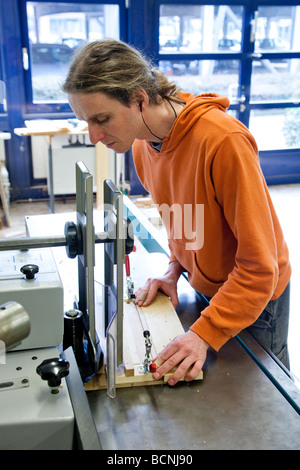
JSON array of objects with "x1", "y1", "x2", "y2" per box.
[{"x1": 132, "y1": 93, "x2": 291, "y2": 351}]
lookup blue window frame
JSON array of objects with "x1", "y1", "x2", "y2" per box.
[
  {"x1": 0, "y1": 59, "x2": 5, "y2": 116},
  {"x1": 139, "y1": 0, "x2": 300, "y2": 184},
  {"x1": 19, "y1": 0, "x2": 127, "y2": 114},
  {"x1": 146, "y1": 1, "x2": 300, "y2": 121},
  {"x1": 0, "y1": 0, "x2": 128, "y2": 199},
  {"x1": 0, "y1": 11, "x2": 7, "y2": 127}
]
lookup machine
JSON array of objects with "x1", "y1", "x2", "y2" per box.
[{"x1": 0, "y1": 161, "x2": 133, "y2": 449}]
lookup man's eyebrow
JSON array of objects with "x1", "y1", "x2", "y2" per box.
[{"x1": 87, "y1": 112, "x2": 108, "y2": 121}]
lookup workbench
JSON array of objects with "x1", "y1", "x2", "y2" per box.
[
  {"x1": 25, "y1": 205, "x2": 300, "y2": 451},
  {"x1": 14, "y1": 120, "x2": 91, "y2": 213},
  {"x1": 88, "y1": 331, "x2": 300, "y2": 450},
  {"x1": 14, "y1": 121, "x2": 110, "y2": 213}
]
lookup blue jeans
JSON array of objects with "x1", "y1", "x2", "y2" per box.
[
  {"x1": 246, "y1": 282, "x2": 290, "y2": 369},
  {"x1": 198, "y1": 282, "x2": 290, "y2": 369}
]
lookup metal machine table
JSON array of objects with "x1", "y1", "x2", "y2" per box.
[
  {"x1": 87, "y1": 292, "x2": 300, "y2": 451},
  {"x1": 26, "y1": 212, "x2": 300, "y2": 451}
]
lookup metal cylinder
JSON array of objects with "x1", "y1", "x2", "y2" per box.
[
  {"x1": 63, "y1": 309, "x2": 84, "y2": 362},
  {"x1": 0, "y1": 301, "x2": 31, "y2": 350},
  {"x1": 0, "y1": 235, "x2": 67, "y2": 251},
  {"x1": 0, "y1": 231, "x2": 110, "y2": 252}
]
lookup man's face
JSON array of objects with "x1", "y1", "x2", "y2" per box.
[{"x1": 68, "y1": 92, "x2": 144, "y2": 153}]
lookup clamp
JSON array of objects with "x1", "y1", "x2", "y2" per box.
[{"x1": 142, "y1": 330, "x2": 156, "y2": 373}]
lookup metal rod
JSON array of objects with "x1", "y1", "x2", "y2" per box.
[
  {"x1": 94, "y1": 232, "x2": 111, "y2": 244},
  {"x1": 0, "y1": 235, "x2": 67, "y2": 251},
  {"x1": 0, "y1": 231, "x2": 111, "y2": 252}
]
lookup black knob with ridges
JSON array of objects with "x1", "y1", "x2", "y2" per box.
[
  {"x1": 36, "y1": 358, "x2": 69, "y2": 393},
  {"x1": 20, "y1": 264, "x2": 39, "y2": 280}
]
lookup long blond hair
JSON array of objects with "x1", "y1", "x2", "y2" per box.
[{"x1": 63, "y1": 39, "x2": 183, "y2": 106}]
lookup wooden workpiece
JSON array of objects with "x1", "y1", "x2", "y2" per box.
[{"x1": 84, "y1": 291, "x2": 203, "y2": 391}]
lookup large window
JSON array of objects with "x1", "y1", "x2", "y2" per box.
[
  {"x1": 158, "y1": 4, "x2": 244, "y2": 104},
  {"x1": 22, "y1": 1, "x2": 123, "y2": 110},
  {"x1": 250, "y1": 5, "x2": 300, "y2": 150},
  {"x1": 159, "y1": 4, "x2": 243, "y2": 54},
  {"x1": 156, "y1": 2, "x2": 300, "y2": 152}
]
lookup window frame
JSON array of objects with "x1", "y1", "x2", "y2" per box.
[
  {"x1": 0, "y1": 9, "x2": 7, "y2": 126},
  {"x1": 19, "y1": 0, "x2": 128, "y2": 115},
  {"x1": 140, "y1": 0, "x2": 300, "y2": 185},
  {"x1": 148, "y1": 0, "x2": 251, "y2": 120},
  {"x1": 148, "y1": 0, "x2": 300, "y2": 129}
]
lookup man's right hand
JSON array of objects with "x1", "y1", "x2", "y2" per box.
[{"x1": 134, "y1": 260, "x2": 184, "y2": 308}]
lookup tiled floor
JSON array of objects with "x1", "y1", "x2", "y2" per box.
[{"x1": 0, "y1": 185, "x2": 299, "y2": 387}]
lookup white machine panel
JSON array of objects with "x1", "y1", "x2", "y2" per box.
[
  {"x1": 0, "y1": 249, "x2": 64, "y2": 350},
  {"x1": 51, "y1": 147, "x2": 96, "y2": 195},
  {"x1": 0, "y1": 347, "x2": 74, "y2": 450}
]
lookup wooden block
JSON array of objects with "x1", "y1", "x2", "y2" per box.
[
  {"x1": 123, "y1": 291, "x2": 185, "y2": 374},
  {"x1": 84, "y1": 365, "x2": 203, "y2": 391},
  {"x1": 84, "y1": 292, "x2": 203, "y2": 392}
]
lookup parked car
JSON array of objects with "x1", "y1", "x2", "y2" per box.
[
  {"x1": 255, "y1": 38, "x2": 289, "y2": 51},
  {"x1": 218, "y1": 38, "x2": 240, "y2": 51},
  {"x1": 61, "y1": 38, "x2": 85, "y2": 50},
  {"x1": 31, "y1": 43, "x2": 73, "y2": 64}
]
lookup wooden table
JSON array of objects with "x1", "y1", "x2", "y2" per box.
[{"x1": 14, "y1": 121, "x2": 90, "y2": 213}]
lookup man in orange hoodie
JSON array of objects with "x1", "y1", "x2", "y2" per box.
[{"x1": 63, "y1": 39, "x2": 291, "y2": 386}]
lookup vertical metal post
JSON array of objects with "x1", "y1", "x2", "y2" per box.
[
  {"x1": 103, "y1": 180, "x2": 125, "y2": 369},
  {"x1": 76, "y1": 161, "x2": 95, "y2": 342},
  {"x1": 47, "y1": 137, "x2": 55, "y2": 213},
  {"x1": 75, "y1": 162, "x2": 101, "y2": 373}
]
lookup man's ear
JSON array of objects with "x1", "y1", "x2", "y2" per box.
[{"x1": 130, "y1": 89, "x2": 149, "y2": 109}]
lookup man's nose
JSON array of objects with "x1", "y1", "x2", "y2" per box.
[{"x1": 88, "y1": 124, "x2": 105, "y2": 145}]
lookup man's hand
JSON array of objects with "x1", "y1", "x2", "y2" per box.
[
  {"x1": 134, "y1": 261, "x2": 208, "y2": 385},
  {"x1": 152, "y1": 330, "x2": 209, "y2": 386},
  {"x1": 135, "y1": 261, "x2": 184, "y2": 308}
]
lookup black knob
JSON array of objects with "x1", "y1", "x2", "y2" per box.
[
  {"x1": 20, "y1": 264, "x2": 39, "y2": 280},
  {"x1": 125, "y1": 218, "x2": 134, "y2": 255},
  {"x1": 36, "y1": 358, "x2": 69, "y2": 393},
  {"x1": 64, "y1": 221, "x2": 83, "y2": 259},
  {"x1": 143, "y1": 330, "x2": 150, "y2": 338}
]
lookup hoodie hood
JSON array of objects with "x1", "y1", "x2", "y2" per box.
[{"x1": 161, "y1": 92, "x2": 230, "y2": 153}]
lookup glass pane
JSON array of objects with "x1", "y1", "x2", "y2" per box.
[
  {"x1": 251, "y1": 59, "x2": 300, "y2": 102},
  {"x1": 249, "y1": 108, "x2": 300, "y2": 150},
  {"x1": 27, "y1": 2, "x2": 120, "y2": 103},
  {"x1": 159, "y1": 59, "x2": 240, "y2": 100},
  {"x1": 159, "y1": 4, "x2": 243, "y2": 54},
  {"x1": 255, "y1": 6, "x2": 300, "y2": 53}
]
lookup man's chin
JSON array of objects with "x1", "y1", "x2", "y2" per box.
[
  {"x1": 106, "y1": 142, "x2": 131, "y2": 153},
  {"x1": 105, "y1": 142, "x2": 116, "y2": 149}
]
